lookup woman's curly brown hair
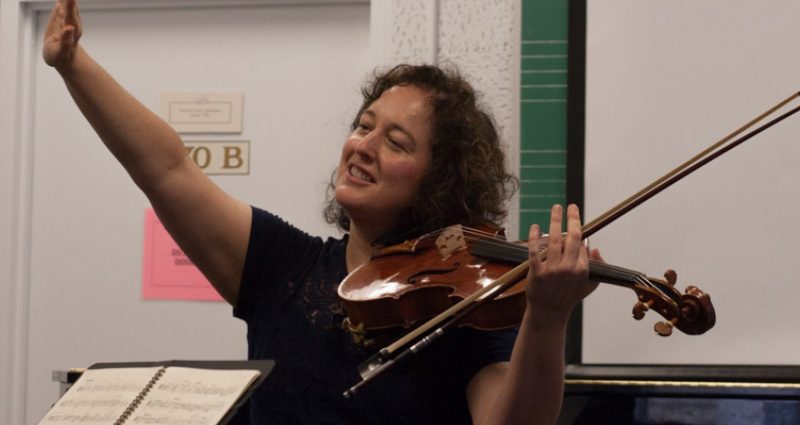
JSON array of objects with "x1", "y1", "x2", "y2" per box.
[{"x1": 323, "y1": 64, "x2": 518, "y2": 240}]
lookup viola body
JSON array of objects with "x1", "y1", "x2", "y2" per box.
[{"x1": 338, "y1": 227, "x2": 527, "y2": 332}]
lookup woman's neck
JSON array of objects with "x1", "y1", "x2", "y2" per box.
[{"x1": 345, "y1": 224, "x2": 378, "y2": 273}]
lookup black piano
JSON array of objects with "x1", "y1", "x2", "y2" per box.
[{"x1": 560, "y1": 364, "x2": 800, "y2": 425}]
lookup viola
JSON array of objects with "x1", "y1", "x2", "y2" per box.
[
  {"x1": 338, "y1": 225, "x2": 715, "y2": 339},
  {"x1": 340, "y1": 91, "x2": 800, "y2": 398}
]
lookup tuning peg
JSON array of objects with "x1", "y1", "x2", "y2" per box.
[
  {"x1": 654, "y1": 318, "x2": 678, "y2": 337},
  {"x1": 663, "y1": 269, "x2": 677, "y2": 286},
  {"x1": 632, "y1": 300, "x2": 653, "y2": 320}
]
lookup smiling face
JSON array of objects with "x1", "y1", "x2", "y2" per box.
[{"x1": 334, "y1": 84, "x2": 433, "y2": 239}]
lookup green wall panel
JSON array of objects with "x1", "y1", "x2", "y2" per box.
[{"x1": 519, "y1": 0, "x2": 569, "y2": 237}]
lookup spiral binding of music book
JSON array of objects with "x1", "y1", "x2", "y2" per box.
[{"x1": 113, "y1": 366, "x2": 167, "y2": 425}]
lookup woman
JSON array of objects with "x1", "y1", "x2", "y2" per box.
[{"x1": 43, "y1": 0, "x2": 601, "y2": 424}]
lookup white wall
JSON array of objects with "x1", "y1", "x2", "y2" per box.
[
  {"x1": 1, "y1": 1, "x2": 520, "y2": 424},
  {"x1": 27, "y1": 3, "x2": 370, "y2": 423},
  {"x1": 584, "y1": 0, "x2": 800, "y2": 364},
  {"x1": 0, "y1": 1, "x2": 39, "y2": 423}
]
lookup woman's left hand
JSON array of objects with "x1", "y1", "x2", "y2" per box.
[{"x1": 526, "y1": 204, "x2": 600, "y2": 321}]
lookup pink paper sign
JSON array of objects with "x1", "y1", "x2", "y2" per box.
[{"x1": 142, "y1": 209, "x2": 223, "y2": 301}]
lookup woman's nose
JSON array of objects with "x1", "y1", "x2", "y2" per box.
[{"x1": 354, "y1": 130, "x2": 380, "y2": 159}]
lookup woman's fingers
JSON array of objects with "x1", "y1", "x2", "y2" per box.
[
  {"x1": 526, "y1": 204, "x2": 596, "y2": 313},
  {"x1": 545, "y1": 204, "x2": 563, "y2": 265},
  {"x1": 44, "y1": 1, "x2": 67, "y2": 65},
  {"x1": 64, "y1": 0, "x2": 83, "y2": 40},
  {"x1": 44, "y1": 0, "x2": 63, "y2": 40},
  {"x1": 43, "y1": 0, "x2": 82, "y2": 67},
  {"x1": 528, "y1": 223, "x2": 542, "y2": 273},
  {"x1": 529, "y1": 203, "x2": 588, "y2": 272},
  {"x1": 539, "y1": 204, "x2": 584, "y2": 268},
  {"x1": 563, "y1": 204, "x2": 583, "y2": 263}
]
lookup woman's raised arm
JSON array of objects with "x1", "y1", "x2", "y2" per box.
[{"x1": 43, "y1": 0, "x2": 251, "y2": 305}]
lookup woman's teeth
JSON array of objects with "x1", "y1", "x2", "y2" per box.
[{"x1": 350, "y1": 166, "x2": 375, "y2": 183}]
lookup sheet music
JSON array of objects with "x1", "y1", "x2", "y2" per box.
[
  {"x1": 123, "y1": 367, "x2": 260, "y2": 425},
  {"x1": 39, "y1": 367, "x2": 161, "y2": 424}
]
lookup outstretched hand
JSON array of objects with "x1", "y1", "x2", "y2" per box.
[
  {"x1": 43, "y1": 0, "x2": 83, "y2": 69},
  {"x1": 526, "y1": 204, "x2": 601, "y2": 320}
]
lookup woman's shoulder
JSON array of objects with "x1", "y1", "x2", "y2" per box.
[{"x1": 248, "y1": 205, "x2": 347, "y2": 262}]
